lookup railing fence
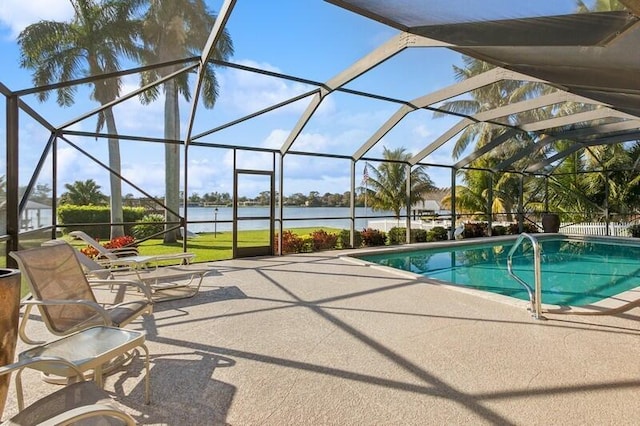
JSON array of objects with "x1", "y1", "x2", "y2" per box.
[{"x1": 366, "y1": 220, "x2": 633, "y2": 237}]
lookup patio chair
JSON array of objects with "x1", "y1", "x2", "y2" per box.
[
  {"x1": 43, "y1": 239, "x2": 214, "y2": 302},
  {"x1": 0, "y1": 268, "x2": 136, "y2": 425},
  {"x1": 9, "y1": 244, "x2": 153, "y2": 345},
  {"x1": 1, "y1": 357, "x2": 137, "y2": 425}
]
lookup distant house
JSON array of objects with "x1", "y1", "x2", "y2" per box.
[
  {"x1": 412, "y1": 188, "x2": 451, "y2": 219},
  {"x1": 21, "y1": 200, "x2": 51, "y2": 230}
]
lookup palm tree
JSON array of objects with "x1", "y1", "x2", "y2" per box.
[
  {"x1": 522, "y1": 139, "x2": 606, "y2": 222},
  {"x1": 60, "y1": 179, "x2": 108, "y2": 205},
  {"x1": 576, "y1": 0, "x2": 626, "y2": 12},
  {"x1": 364, "y1": 147, "x2": 435, "y2": 219},
  {"x1": 434, "y1": 57, "x2": 551, "y2": 159},
  {"x1": 440, "y1": 154, "x2": 524, "y2": 222},
  {"x1": 139, "y1": 0, "x2": 233, "y2": 243},
  {"x1": 432, "y1": 56, "x2": 555, "y2": 220},
  {"x1": 18, "y1": 0, "x2": 142, "y2": 239}
]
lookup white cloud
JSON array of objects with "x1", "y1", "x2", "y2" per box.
[
  {"x1": 186, "y1": 158, "x2": 222, "y2": 190},
  {"x1": 219, "y1": 59, "x2": 317, "y2": 116},
  {"x1": 109, "y1": 76, "x2": 166, "y2": 137},
  {"x1": 413, "y1": 123, "x2": 432, "y2": 139},
  {"x1": 121, "y1": 160, "x2": 165, "y2": 197},
  {"x1": 262, "y1": 129, "x2": 288, "y2": 149},
  {"x1": 0, "y1": 0, "x2": 73, "y2": 38}
]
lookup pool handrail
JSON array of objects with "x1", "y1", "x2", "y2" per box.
[{"x1": 507, "y1": 233, "x2": 545, "y2": 320}]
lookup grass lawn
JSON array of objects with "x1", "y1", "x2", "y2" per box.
[
  {"x1": 68, "y1": 227, "x2": 343, "y2": 263},
  {"x1": 14, "y1": 227, "x2": 343, "y2": 297}
]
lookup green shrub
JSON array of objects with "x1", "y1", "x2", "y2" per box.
[
  {"x1": 463, "y1": 222, "x2": 488, "y2": 238},
  {"x1": 277, "y1": 230, "x2": 306, "y2": 254},
  {"x1": 507, "y1": 222, "x2": 539, "y2": 234},
  {"x1": 131, "y1": 214, "x2": 165, "y2": 239},
  {"x1": 388, "y1": 227, "x2": 406, "y2": 245},
  {"x1": 628, "y1": 224, "x2": 640, "y2": 237},
  {"x1": 338, "y1": 229, "x2": 362, "y2": 248},
  {"x1": 427, "y1": 226, "x2": 449, "y2": 242},
  {"x1": 361, "y1": 228, "x2": 386, "y2": 246},
  {"x1": 310, "y1": 229, "x2": 338, "y2": 251},
  {"x1": 388, "y1": 227, "x2": 428, "y2": 244},
  {"x1": 58, "y1": 205, "x2": 146, "y2": 239},
  {"x1": 411, "y1": 229, "x2": 428, "y2": 243},
  {"x1": 491, "y1": 225, "x2": 507, "y2": 236}
]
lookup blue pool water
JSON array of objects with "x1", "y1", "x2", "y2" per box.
[{"x1": 359, "y1": 238, "x2": 640, "y2": 306}]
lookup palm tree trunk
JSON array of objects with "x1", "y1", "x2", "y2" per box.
[
  {"x1": 163, "y1": 79, "x2": 180, "y2": 243},
  {"x1": 105, "y1": 108, "x2": 124, "y2": 238}
]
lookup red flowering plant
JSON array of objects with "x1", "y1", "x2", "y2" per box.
[
  {"x1": 80, "y1": 235, "x2": 137, "y2": 259},
  {"x1": 103, "y1": 235, "x2": 136, "y2": 250}
]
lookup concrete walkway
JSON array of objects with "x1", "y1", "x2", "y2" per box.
[{"x1": 4, "y1": 250, "x2": 640, "y2": 425}]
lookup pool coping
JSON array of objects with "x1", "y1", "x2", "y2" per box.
[{"x1": 340, "y1": 233, "x2": 640, "y2": 317}]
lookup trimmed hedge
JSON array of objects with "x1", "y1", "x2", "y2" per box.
[
  {"x1": 131, "y1": 213, "x2": 165, "y2": 239},
  {"x1": 58, "y1": 205, "x2": 146, "y2": 239},
  {"x1": 361, "y1": 228, "x2": 386, "y2": 247},
  {"x1": 427, "y1": 226, "x2": 449, "y2": 241},
  {"x1": 338, "y1": 229, "x2": 362, "y2": 248},
  {"x1": 388, "y1": 227, "x2": 428, "y2": 245}
]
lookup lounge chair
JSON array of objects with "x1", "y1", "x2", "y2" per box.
[
  {"x1": 70, "y1": 230, "x2": 140, "y2": 259},
  {"x1": 9, "y1": 244, "x2": 153, "y2": 345},
  {"x1": 69, "y1": 230, "x2": 195, "y2": 267},
  {"x1": 43, "y1": 239, "x2": 214, "y2": 302}
]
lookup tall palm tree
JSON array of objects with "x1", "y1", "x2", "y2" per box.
[
  {"x1": 18, "y1": 0, "x2": 142, "y2": 238},
  {"x1": 364, "y1": 147, "x2": 435, "y2": 219},
  {"x1": 60, "y1": 179, "x2": 108, "y2": 205},
  {"x1": 432, "y1": 56, "x2": 554, "y2": 220},
  {"x1": 434, "y1": 57, "x2": 551, "y2": 159},
  {"x1": 139, "y1": 0, "x2": 233, "y2": 243},
  {"x1": 576, "y1": 0, "x2": 626, "y2": 12},
  {"x1": 526, "y1": 145, "x2": 602, "y2": 222}
]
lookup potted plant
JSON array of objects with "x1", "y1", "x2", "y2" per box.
[
  {"x1": 0, "y1": 268, "x2": 21, "y2": 414},
  {"x1": 541, "y1": 213, "x2": 560, "y2": 233}
]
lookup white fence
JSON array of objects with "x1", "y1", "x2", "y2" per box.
[
  {"x1": 366, "y1": 219, "x2": 633, "y2": 237},
  {"x1": 558, "y1": 222, "x2": 630, "y2": 237}
]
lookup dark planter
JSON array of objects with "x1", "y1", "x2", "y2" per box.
[
  {"x1": 0, "y1": 268, "x2": 21, "y2": 415},
  {"x1": 541, "y1": 213, "x2": 560, "y2": 233}
]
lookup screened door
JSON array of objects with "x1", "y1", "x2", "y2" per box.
[{"x1": 233, "y1": 170, "x2": 274, "y2": 258}]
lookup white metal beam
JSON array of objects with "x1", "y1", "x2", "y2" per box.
[
  {"x1": 408, "y1": 87, "x2": 584, "y2": 165},
  {"x1": 185, "y1": 0, "x2": 237, "y2": 145},
  {"x1": 355, "y1": 67, "x2": 547, "y2": 161},
  {"x1": 519, "y1": 108, "x2": 636, "y2": 132},
  {"x1": 280, "y1": 32, "x2": 419, "y2": 155},
  {"x1": 454, "y1": 129, "x2": 518, "y2": 169},
  {"x1": 494, "y1": 121, "x2": 640, "y2": 172}
]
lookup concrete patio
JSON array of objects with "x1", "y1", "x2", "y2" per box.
[{"x1": 3, "y1": 250, "x2": 640, "y2": 425}]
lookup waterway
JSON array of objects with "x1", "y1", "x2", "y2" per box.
[
  {"x1": 183, "y1": 206, "x2": 404, "y2": 233},
  {"x1": 21, "y1": 205, "x2": 405, "y2": 234}
]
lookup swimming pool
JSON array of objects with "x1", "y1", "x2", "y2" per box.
[{"x1": 354, "y1": 235, "x2": 640, "y2": 308}]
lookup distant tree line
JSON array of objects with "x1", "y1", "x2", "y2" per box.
[{"x1": 29, "y1": 179, "x2": 369, "y2": 208}]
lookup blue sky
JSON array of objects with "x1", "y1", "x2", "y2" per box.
[{"x1": 0, "y1": 0, "x2": 471, "y2": 198}]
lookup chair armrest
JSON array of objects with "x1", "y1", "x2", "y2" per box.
[
  {"x1": 149, "y1": 252, "x2": 196, "y2": 265},
  {"x1": 0, "y1": 356, "x2": 87, "y2": 411},
  {"x1": 88, "y1": 278, "x2": 153, "y2": 301},
  {"x1": 44, "y1": 403, "x2": 136, "y2": 425},
  {"x1": 109, "y1": 247, "x2": 140, "y2": 258},
  {"x1": 0, "y1": 356, "x2": 85, "y2": 379},
  {"x1": 19, "y1": 299, "x2": 113, "y2": 345},
  {"x1": 22, "y1": 299, "x2": 112, "y2": 325}
]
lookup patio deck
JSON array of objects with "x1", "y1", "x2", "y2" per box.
[{"x1": 3, "y1": 250, "x2": 640, "y2": 425}]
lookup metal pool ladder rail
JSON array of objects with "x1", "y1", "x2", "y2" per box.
[{"x1": 507, "y1": 233, "x2": 545, "y2": 320}]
